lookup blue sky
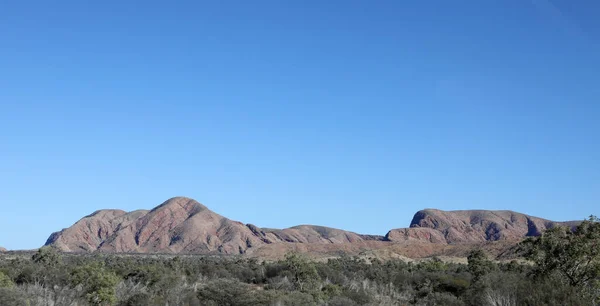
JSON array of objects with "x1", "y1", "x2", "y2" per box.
[{"x1": 1, "y1": 1, "x2": 599, "y2": 250}]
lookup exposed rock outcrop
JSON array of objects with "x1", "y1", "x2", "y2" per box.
[
  {"x1": 385, "y1": 209, "x2": 579, "y2": 244},
  {"x1": 45, "y1": 197, "x2": 581, "y2": 257},
  {"x1": 46, "y1": 197, "x2": 380, "y2": 254}
]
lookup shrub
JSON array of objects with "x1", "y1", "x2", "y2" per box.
[
  {"x1": 0, "y1": 287, "x2": 27, "y2": 306},
  {"x1": 0, "y1": 271, "x2": 14, "y2": 288},
  {"x1": 70, "y1": 262, "x2": 120, "y2": 305}
]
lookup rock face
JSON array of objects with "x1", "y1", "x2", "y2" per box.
[
  {"x1": 46, "y1": 197, "x2": 382, "y2": 254},
  {"x1": 45, "y1": 197, "x2": 580, "y2": 256},
  {"x1": 0, "y1": 247, "x2": 6, "y2": 252},
  {"x1": 385, "y1": 209, "x2": 578, "y2": 244}
]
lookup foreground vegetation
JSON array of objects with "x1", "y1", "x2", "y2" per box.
[{"x1": 1, "y1": 217, "x2": 598, "y2": 306}]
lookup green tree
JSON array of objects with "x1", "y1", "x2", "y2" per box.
[
  {"x1": 467, "y1": 249, "x2": 494, "y2": 282},
  {"x1": 32, "y1": 246, "x2": 61, "y2": 267},
  {"x1": 70, "y1": 262, "x2": 120, "y2": 305},
  {"x1": 284, "y1": 253, "x2": 321, "y2": 292},
  {"x1": 522, "y1": 215, "x2": 600, "y2": 301}
]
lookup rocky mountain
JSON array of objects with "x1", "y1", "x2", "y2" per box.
[
  {"x1": 45, "y1": 197, "x2": 580, "y2": 257},
  {"x1": 0, "y1": 247, "x2": 6, "y2": 252},
  {"x1": 46, "y1": 197, "x2": 383, "y2": 254},
  {"x1": 385, "y1": 209, "x2": 580, "y2": 244}
]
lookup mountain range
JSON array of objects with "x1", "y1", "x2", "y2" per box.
[{"x1": 44, "y1": 197, "x2": 580, "y2": 259}]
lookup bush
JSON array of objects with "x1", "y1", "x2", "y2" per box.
[
  {"x1": 1, "y1": 243, "x2": 598, "y2": 305},
  {"x1": 0, "y1": 287, "x2": 28, "y2": 306},
  {"x1": 422, "y1": 292, "x2": 465, "y2": 306},
  {"x1": 328, "y1": 296, "x2": 358, "y2": 306},
  {"x1": 197, "y1": 278, "x2": 253, "y2": 306},
  {"x1": 0, "y1": 271, "x2": 14, "y2": 288},
  {"x1": 70, "y1": 262, "x2": 120, "y2": 305},
  {"x1": 278, "y1": 291, "x2": 317, "y2": 306}
]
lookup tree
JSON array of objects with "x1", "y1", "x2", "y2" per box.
[
  {"x1": 522, "y1": 215, "x2": 600, "y2": 300},
  {"x1": 70, "y1": 262, "x2": 120, "y2": 305},
  {"x1": 32, "y1": 246, "x2": 61, "y2": 267},
  {"x1": 467, "y1": 249, "x2": 494, "y2": 282},
  {"x1": 284, "y1": 253, "x2": 320, "y2": 292}
]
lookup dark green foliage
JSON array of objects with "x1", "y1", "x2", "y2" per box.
[
  {"x1": 71, "y1": 262, "x2": 120, "y2": 305},
  {"x1": 467, "y1": 249, "x2": 495, "y2": 282},
  {"x1": 320, "y1": 283, "x2": 342, "y2": 299},
  {"x1": 284, "y1": 252, "x2": 320, "y2": 292},
  {"x1": 521, "y1": 215, "x2": 600, "y2": 303},
  {"x1": 31, "y1": 246, "x2": 61, "y2": 267}
]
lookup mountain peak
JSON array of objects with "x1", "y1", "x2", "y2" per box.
[
  {"x1": 150, "y1": 196, "x2": 208, "y2": 216},
  {"x1": 84, "y1": 209, "x2": 127, "y2": 219},
  {"x1": 44, "y1": 197, "x2": 582, "y2": 258}
]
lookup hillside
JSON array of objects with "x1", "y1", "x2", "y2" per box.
[
  {"x1": 45, "y1": 197, "x2": 580, "y2": 258},
  {"x1": 385, "y1": 208, "x2": 579, "y2": 244},
  {"x1": 45, "y1": 197, "x2": 382, "y2": 255}
]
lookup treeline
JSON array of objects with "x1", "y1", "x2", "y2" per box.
[{"x1": 0, "y1": 217, "x2": 598, "y2": 306}]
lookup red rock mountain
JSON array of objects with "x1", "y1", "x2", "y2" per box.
[
  {"x1": 45, "y1": 197, "x2": 580, "y2": 257},
  {"x1": 385, "y1": 209, "x2": 579, "y2": 244},
  {"x1": 45, "y1": 197, "x2": 382, "y2": 254}
]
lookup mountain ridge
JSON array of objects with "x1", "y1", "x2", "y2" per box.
[{"x1": 45, "y1": 196, "x2": 581, "y2": 258}]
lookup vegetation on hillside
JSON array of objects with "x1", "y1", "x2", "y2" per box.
[{"x1": 0, "y1": 216, "x2": 598, "y2": 305}]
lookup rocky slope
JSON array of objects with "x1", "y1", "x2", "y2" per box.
[
  {"x1": 385, "y1": 209, "x2": 579, "y2": 244},
  {"x1": 46, "y1": 197, "x2": 382, "y2": 254},
  {"x1": 45, "y1": 197, "x2": 580, "y2": 257},
  {"x1": 0, "y1": 247, "x2": 6, "y2": 252}
]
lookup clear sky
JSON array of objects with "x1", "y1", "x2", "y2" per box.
[{"x1": 1, "y1": 1, "x2": 599, "y2": 250}]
